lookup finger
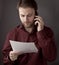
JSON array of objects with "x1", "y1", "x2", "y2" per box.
[
  {"x1": 34, "y1": 17, "x2": 43, "y2": 21},
  {"x1": 34, "y1": 18, "x2": 40, "y2": 22},
  {"x1": 10, "y1": 51, "x2": 18, "y2": 56},
  {"x1": 10, "y1": 52, "x2": 14, "y2": 56},
  {"x1": 34, "y1": 16, "x2": 43, "y2": 20},
  {"x1": 10, "y1": 55, "x2": 17, "y2": 61},
  {"x1": 35, "y1": 21, "x2": 39, "y2": 25},
  {"x1": 12, "y1": 55, "x2": 17, "y2": 60},
  {"x1": 34, "y1": 19, "x2": 44, "y2": 26},
  {"x1": 35, "y1": 16, "x2": 42, "y2": 19}
]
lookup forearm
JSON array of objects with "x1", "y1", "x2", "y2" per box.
[
  {"x1": 41, "y1": 37, "x2": 57, "y2": 61},
  {"x1": 37, "y1": 27, "x2": 57, "y2": 61},
  {"x1": 2, "y1": 48, "x2": 14, "y2": 65}
]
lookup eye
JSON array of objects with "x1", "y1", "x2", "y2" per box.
[
  {"x1": 27, "y1": 14, "x2": 32, "y2": 17},
  {"x1": 21, "y1": 15, "x2": 25, "y2": 17}
]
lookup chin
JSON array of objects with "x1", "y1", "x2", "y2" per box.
[
  {"x1": 23, "y1": 23, "x2": 33, "y2": 28},
  {"x1": 24, "y1": 26, "x2": 31, "y2": 28},
  {"x1": 24, "y1": 25, "x2": 32, "y2": 28}
]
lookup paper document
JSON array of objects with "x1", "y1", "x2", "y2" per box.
[{"x1": 9, "y1": 40, "x2": 38, "y2": 54}]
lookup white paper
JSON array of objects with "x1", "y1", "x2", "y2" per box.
[{"x1": 9, "y1": 40, "x2": 38, "y2": 54}]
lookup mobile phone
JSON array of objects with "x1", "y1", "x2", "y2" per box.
[{"x1": 34, "y1": 11, "x2": 38, "y2": 27}]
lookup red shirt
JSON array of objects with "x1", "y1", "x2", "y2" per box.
[{"x1": 2, "y1": 25, "x2": 57, "y2": 65}]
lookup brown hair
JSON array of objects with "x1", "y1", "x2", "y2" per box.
[{"x1": 17, "y1": 0, "x2": 38, "y2": 14}]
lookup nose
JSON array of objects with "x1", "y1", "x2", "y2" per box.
[{"x1": 24, "y1": 16, "x2": 28, "y2": 22}]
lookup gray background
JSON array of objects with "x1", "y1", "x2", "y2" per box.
[{"x1": 0, "y1": 0, "x2": 59, "y2": 65}]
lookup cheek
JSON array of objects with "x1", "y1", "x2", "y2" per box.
[
  {"x1": 20, "y1": 16, "x2": 24, "y2": 22},
  {"x1": 29, "y1": 17, "x2": 34, "y2": 22}
]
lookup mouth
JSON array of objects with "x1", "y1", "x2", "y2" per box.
[{"x1": 22, "y1": 22, "x2": 32, "y2": 27}]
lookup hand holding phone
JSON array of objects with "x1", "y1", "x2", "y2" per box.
[{"x1": 34, "y1": 16, "x2": 44, "y2": 32}]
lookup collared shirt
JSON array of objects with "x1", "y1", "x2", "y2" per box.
[{"x1": 2, "y1": 25, "x2": 57, "y2": 65}]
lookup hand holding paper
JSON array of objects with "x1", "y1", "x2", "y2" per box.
[
  {"x1": 9, "y1": 40, "x2": 38, "y2": 54},
  {"x1": 9, "y1": 51, "x2": 19, "y2": 61}
]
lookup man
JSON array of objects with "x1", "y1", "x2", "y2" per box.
[{"x1": 2, "y1": 0, "x2": 57, "y2": 65}]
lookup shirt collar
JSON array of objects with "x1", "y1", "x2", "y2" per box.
[{"x1": 20, "y1": 24, "x2": 37, "y2": 34}]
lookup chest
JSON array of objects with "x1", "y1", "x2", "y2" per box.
[{"x1": 15, "y1": 31, "x2": 37, "y2": 42}]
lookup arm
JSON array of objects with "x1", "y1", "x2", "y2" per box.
[
  {"x1": 37, "y1": 26, "x2": 57, "y2": 62},
  {"x1": 2, "y1": 29, "x2": 17, "y2": 65}
]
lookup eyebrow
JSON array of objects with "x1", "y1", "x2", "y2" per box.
[{"x1": 20, "y1": 13, "x2": 33, "y2": 16}]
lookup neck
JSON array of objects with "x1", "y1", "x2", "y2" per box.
[{"x1": 25, "y1": 26, "x2": 34, "y2": 33}]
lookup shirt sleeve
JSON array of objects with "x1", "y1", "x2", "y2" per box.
[
  {"x1": 2, "y1": 29, "x2": 17, "y2": 65},
  {"x1": 37, "y1": 26, "x2": 57, "y2": 62}
]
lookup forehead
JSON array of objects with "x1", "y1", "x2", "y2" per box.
[{"x1": 19, "y1": 7, "x2": 35, "y2": 14}]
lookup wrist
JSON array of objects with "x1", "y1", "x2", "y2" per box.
[{"x1": 37, "y1": 26, "x2": 44, "y2": 32}]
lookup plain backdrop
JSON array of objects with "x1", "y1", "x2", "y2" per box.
[{"x1": 0, "y1": 0, "x2": 59, "y2": 65}]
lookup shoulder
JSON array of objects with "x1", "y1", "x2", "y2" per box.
[
  {"x1": 6, "y1": 25, "x2": 21, "y2": 39},
  {"x1": 44, "y1": 26, "x2": 54, "y2": 37},
  {"x1": 44, "y1": 26, "x2": 53, "y2": 33}
]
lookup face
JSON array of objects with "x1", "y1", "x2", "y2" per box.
[{"x1": 18, "y1": 7, "x2": 35, "y2": 28}]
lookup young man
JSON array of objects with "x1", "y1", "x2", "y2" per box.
[{"x1": 2, "y1": 0, "x2": 57, "y2": 65}]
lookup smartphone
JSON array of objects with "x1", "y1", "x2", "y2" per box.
[{"x1": 34, "y1": 11, "x2": 38, "y2": 27}]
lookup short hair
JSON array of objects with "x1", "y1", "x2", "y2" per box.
[{"x1": 17, "y1": 0, "x2": 38, "y2": 11}]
